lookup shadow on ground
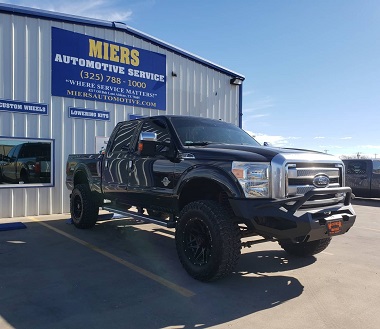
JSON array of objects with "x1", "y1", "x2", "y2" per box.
[
  {"x1": 352, "y1": 197, "x2": 380, "y2": 207},
  {"x1": 0, "y1": 216, "x2": 315, "y2": 329}
]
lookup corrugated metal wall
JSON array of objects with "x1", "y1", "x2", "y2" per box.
[{"x1": 0, "y1": 9, "x2": 242, "y2": 218}]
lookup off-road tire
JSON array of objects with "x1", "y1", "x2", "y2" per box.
[
  {"x1": 70, "y1": 184, "x2": 99, "y2": 229},
  {"x1": 175, "y1": 200, "x2": 241, "y2": 282},
  {"x1": 279, "y1": 237, "x2": 332, "y2": 257}
]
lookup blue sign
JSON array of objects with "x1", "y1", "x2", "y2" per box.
[
  {"x1": 68, "y1": 107, "x2": 110, "y2": 121},
  {"x1": 52, "y1": 27, "x2": 166, "y2": 111},
  {"x1": 0, "y1": 99, "x2": 48, "y2": 115}
]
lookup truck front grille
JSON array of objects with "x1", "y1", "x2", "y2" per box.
[{"x1": 286, "y1": 163, "x2": 343, "y2": 206}]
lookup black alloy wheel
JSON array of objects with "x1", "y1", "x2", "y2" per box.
[{"x1": 182, "y1": 216, "x2": 212, "y2": 266}]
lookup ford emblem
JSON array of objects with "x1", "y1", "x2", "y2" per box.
[{"x1": 313, "y1": 174, "x2": 330, "y2": 188}]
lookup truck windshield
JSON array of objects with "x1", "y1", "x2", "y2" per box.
[{"x1": 170, "y1": 117, "x2": 260, "y2": 147}]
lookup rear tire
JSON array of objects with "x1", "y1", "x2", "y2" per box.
[
  {"x1": 70, "y1": 184, "x2": 99, "y2": 229},
  {"x1": 20, "y1": 170, "x2": 29, "y2": 184},
  {"x1": 279, "y1": 237, "x2": 332, "y2": 257},
  {"x1": 175, "y1": 200, "x2": 241, "y2": 281}
]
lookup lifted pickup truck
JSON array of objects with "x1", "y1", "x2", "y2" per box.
[{"x1": 66, "y1": 115, "x2": 356, "y2": 281}]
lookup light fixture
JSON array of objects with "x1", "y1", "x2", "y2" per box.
[
  {"x1": 230, "y1": 77, "x2": 243, "y2": 85},
  {"x1": 171, "y1": 71, "x2": 177, "y2": 77}
]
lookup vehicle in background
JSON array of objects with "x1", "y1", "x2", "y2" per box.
[
  {"x1": 343, "y1": 159, "x2": 380, "y2": 198},
  {"x1": 0, "y1": 142, "x2": 51, "y2": 184}
]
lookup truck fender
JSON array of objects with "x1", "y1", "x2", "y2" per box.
[
  {"x1": 71, "y1": 163, "x2": 97, "y2": 192},
  {"x1": 175, "y1": 165, "x2": 243, "y2": 199}
]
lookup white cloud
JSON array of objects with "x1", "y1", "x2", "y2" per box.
[
  {"x1": 4, "y1": 0, "x2": 133, "y2": 22},
  {"x1": 358, "y1": 145, "x2": 380, "y2": 150},
  {"x1": 249, "y1": 114, "x2": 270, "y2": 119},
  {"x1": 244, "y1": 97, "x2": 275, "y2": 114},
  {"x1": 314, "y1": 136, "x2": 325, "y2": 139},
  {"x1": 243, "y1": 90, "x2": 254, "y2": 97},
  {"x1": 340, "y1": 137, "x2": 352, "y2": 140},
  {"x1": 245, "y1": 131, "x2": 298, "y2": 148}
]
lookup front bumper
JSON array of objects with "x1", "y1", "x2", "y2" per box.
[{"x1": 229, "y1": 187, "x2": 356, "y2": 242}]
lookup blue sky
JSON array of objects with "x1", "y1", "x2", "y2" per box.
[{"x1": 3, "y1": 0, "x2": 380, "y2": 157}]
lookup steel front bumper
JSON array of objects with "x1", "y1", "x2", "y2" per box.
[{"x1": 229, "y1": 187, "x2": 356, "y2": 242}]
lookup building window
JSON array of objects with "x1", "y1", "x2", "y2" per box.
[{"x1": 0, "y1": 137, "x2": 54, "y2": 188}]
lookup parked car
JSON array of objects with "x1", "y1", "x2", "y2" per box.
[
  {"x1": 0, "y1": 142, "x2": 51, "y2": 184},
  {"x1": 343, "y1": 159, "x2": 380, "y2": 198}
]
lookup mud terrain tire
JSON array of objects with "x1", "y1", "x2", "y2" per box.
[
  {"x1": 175, "y1": 200, "x2": 241, "y2": 281},
  {"x1": 279, "y1": 237, "x2": 332, "y2": 257},
  {"x1": 70, "y1": 184, "x2": 99, "y2": 229}
]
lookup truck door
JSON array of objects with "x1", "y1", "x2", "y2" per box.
[
  {"x1": 101, "y1": 120, "x2": 140, "y2": 204},
  {"x1": 370, "y1": 160, "x2": 380, "y2": 198},
  {"x1": 127, "y1": 118, "x2": 176, "y2": 210},
  {"x1": 345, "y1": 160, "x2": 371, "y2": 197}
]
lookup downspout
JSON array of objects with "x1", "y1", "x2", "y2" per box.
[{"x1": 238, "y1": 82, "x2": 243, "y2": 128}]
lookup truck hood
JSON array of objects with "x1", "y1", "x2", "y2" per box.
[{"x1": 183, "y1": 144, "x2": 341, "y2": 163}]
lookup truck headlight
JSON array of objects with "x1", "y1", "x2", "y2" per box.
[{"x1": 232, "y1": 162, "x2": 271, "y2": 198}]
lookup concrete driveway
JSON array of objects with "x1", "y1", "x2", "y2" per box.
[{"x1": 0, "y1": 199, "x2": 379, "y2": 329}]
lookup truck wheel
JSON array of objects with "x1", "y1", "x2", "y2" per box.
[
  {"x1": 279, "y1": 237, "x2": 332, "y2": 257},
  {"x1": 70, "y1": 184, "x2": 99, "y2": 229},
  {"x1": 175, "y1": 200, "x2": 241, "y2": 281},
  {"x1": 20, "y1": 170, "x2": 29, "y2": 184}
]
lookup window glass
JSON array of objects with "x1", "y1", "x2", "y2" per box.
[
  {"x1": 170, "y1": 116, "x2": 260, "y2": 146},
  {"x1": 346, "y1": 161, "x2": 367, "y2": 175},
  {"x1": 373, "y1": 160, "x2": 380, "y2": 174},
  {"x1": 110, "y1": 120, "x2": 139, "y2": 153},
  {"x1": 0, "y1": 137, "x2": 54, "y2": 188}
]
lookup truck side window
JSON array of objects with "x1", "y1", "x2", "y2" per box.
[
  {"x1": 9, "y1": 144, "x2": 21, "y2": 160},
  {"x1": 346, "y1": 162, "x2": 366, "y2": 175},
  {"x1": 110, "y1": 120, "x2": 139, "y2": 153},
  {"x1": 373, "y1": 161, "x2": 380, "y2": 174}
]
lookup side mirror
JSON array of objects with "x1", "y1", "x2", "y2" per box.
[
  {"x1": 138, "y1": 140, "x2": 158, "y2": 157},
  {"x1": 139, "y1": 131, "x2": 157, "y2": 141},
  {"x1": 138, "y1": 131, "x2": 158, "y2": 157},
  {"x1": 138, "y1": 140, "x2": 179, "y2": 162}
]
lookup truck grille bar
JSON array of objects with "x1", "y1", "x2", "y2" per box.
[{"x1": 286, "y1": 164, "x2": 343, "y2": 206}]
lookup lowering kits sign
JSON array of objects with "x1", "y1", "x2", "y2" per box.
[{"x1": 51, "y1": 27, "x2": 166, "y2": 110}]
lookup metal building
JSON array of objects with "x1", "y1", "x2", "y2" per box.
[{"x1": 0, "y1": 3, "x2": 244, "y2": 218}]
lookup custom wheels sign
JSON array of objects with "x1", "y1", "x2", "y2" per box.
[{"x1": 51, "y1": 27, "x2": 166, "y2": 110}]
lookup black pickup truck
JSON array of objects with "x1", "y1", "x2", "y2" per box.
[
  {"x1": 0, "y1": 142, "x2": 51, "y2": 184},
  {"x1": 343, "y1": 159, "x2": 380, "y2": 198},
  {"x1": 66, "y1": 115, "x2": 356, "y2": 281}
]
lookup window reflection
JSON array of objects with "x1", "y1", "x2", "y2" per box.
[{"x1": 0, "y1": 137, "x2": 53, "y2": 187}]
